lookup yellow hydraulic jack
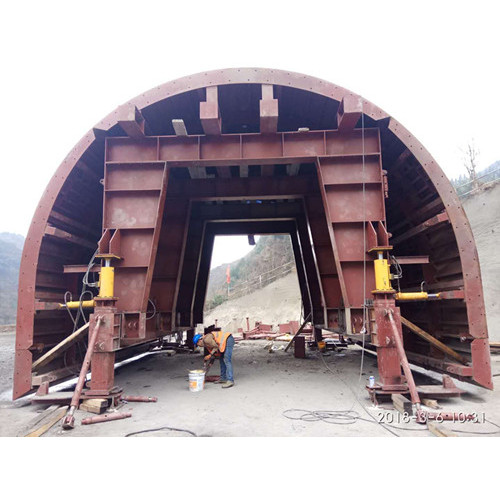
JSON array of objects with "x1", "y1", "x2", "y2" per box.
[
  {"x1": 60, "y1": 258, "x2": 115, "y2": 310},
  {"x1": 372, "y1": 250, "x2": 394, "y2": 294},
  {"x1": 371, "y1": 249, "x2": 439, "y2": 301}
]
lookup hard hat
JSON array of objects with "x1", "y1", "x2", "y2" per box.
[{"x1": 193, "y1": 334, "x2": 202, "y2": 348}]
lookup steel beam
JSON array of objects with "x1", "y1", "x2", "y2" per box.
[
  {"x1": 391, "y1": 212, "x2": 449, "y2": 245},
  {"x1": 116, "y1": 104, "x2": 148, "y2": 138},
  {"x1": 260, "y1": 84, "x2": 278, "y2": 133},
  {"x1": 200, "y1": 86, "x2": 221, "y2": 135},
  {"x1": 337, "y1": 95, "x2": 362, "y2": 132},
  {"x1": 105, "y1": 128, "x2": 381, "y2": 167}
]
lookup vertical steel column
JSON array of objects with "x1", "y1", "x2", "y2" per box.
[{"x1": 372, "y1": 296, "x2": 406, "y2": 389}]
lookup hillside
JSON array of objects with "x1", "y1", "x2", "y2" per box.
[
  {"x1": 204, "y1": 271, "x2": 302, "y2": 332},
  {"x1": 461, "y1": 181, "x2": 500, "y2": 341},
  {"x1": 205, "y1": 234, "x2": 295, "y2": 311},
  {"x1": 452, "y1": 160, "x2": 500, "y2": 196},
  {"x1": 0, "y1": 233, "x2": 24, "y2": 324}
]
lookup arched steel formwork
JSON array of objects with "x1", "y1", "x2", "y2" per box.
[{"x1": 14, "y1": 68, "x2": 492, "y2": 400}]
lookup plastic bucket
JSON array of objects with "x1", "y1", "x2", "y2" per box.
[{"x1": 189, "y1": 369, "x2": 205, "y2": 392}]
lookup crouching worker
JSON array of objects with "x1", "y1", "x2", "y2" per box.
[{"x1": 193, "y1": 326, "x2": 235, "y2": 388}]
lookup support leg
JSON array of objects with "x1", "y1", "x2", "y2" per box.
[{"x1": 372, "y1": 296, "x2": 406, "y2": 389}]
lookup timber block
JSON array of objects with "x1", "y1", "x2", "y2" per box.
[
  {"x1": 79, "y1": 398, "x2": 108, "y2": 414},
  {"x1": 422, "y1": 398, "x2": 441, "y2": 409},
  {"x1": 392, "y1": 393, "x2": 413, "y2": 415}
]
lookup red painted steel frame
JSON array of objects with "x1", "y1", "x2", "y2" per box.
[{"x1": 14, "y1": 68, "x2": 492, "y2": 399}]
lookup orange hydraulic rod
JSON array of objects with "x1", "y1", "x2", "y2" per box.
[
  {"x1": 62, "y1": 316, "x2": 103, "y2": 430},
  {"x1": 82, "y1": 412, "x2": 132, "y2": 425},
  {"x1": 386, "y1": 310, "x2": 421, "y2": 410}
]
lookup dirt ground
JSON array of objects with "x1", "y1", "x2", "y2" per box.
[{"x1": 1, "y1": 332, "x2": 500, "y2": 437}]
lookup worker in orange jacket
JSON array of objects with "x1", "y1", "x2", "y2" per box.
[{"x1": 194, "y1": 326, "x2": 235, "y2": 388}]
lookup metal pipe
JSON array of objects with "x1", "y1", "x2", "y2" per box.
[
  {"x1": 121, "y1": 396, "x2": 158, "y2": 403},
  {"x1": 386, "y1": 309, "x2": 421, "y2": 410},
  {"x1": 82, "y1": 412, "x2": 132, "y2": 425},
  {"x1": 62, "y1": 316, "x2": 103, "y2": 429}
]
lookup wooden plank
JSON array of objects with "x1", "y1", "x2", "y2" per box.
[
  {"x1": 489, "y1": 341, "x2": 500, "y2": 353},
  {"x1": 188, "y1": 166, "x2": 207, "y2": 179},
  {"x1": 32, "y1": 322, "x2": 89, "y2": 372},
  {"x1": 18, "y1": 405, "x2": 60, "y2": 436},
  {"x1": 32, "y1": 365, "x2": 80, "y2": 386},
  {"x1": 427, "y1": 421, "x2": 456, "y2": 437},
  {"x1": 25, "y1": 406, "x2": 68, "y2": 437},
  {"x1": 400, "y1": 316, "x2": 468, "y2": 365},
  {"x1": 172, "y1": 119, "x2": 188, "y2": 136},
  {"x1": 392, "y1": 393, "x2": 412, "y2": 415}
]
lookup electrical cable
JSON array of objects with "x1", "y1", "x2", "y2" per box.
[
  {"x1": 283, "y1": 408, "x2": 366, "y2": 425},
  {"x1": 125, "y1": 426, "x2": 197, "y2": 437},
  {"x1": 146, "y1": 299, "x2": 157, "y2": 320},
  {"x1": 450, "y1": 428, "x2": 500, "y2": 435},
  {"x1": 390, "y1": 255, "x2": 403, "y2": 293},
  {"x1": 317, "y1": 351, "x2": 400, "y2": 437},
  {"x1": 60, "y1": 248, "x2": 99, "y2": 373},
  {"x1": 450, "y1": 418, "x2": 500, "y2": 435},
  {"x1": 316, "y1": 352, "x2": 500, "y2": 435},
  {"x1": 282, "y1": 408, "x2": 427, "y2": 432},
  {"x1": 77, "y1": 289, "x2": 94, "y2": 325},
  {"x1": 72, "y1": 249, "x2": 99, "y2": 333},
  {"x1": 63, "y1": 291, "x2": 77, "y2": 328}
]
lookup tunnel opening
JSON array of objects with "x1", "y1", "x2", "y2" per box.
[{"x1": 204, "y1": 233, "x2": 302, "y2": 334}]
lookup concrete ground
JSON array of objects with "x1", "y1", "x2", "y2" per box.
[{"x1": 1, "y1": 332, "x2": 500, "y2": 437}]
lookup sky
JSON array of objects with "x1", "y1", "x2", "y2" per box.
[
  {"x1": 211, "y1": 235, "x2": 260, "y2": 269},
  {"x1": 1, "y1": 0, "x2": 498, "y2": 267}
]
